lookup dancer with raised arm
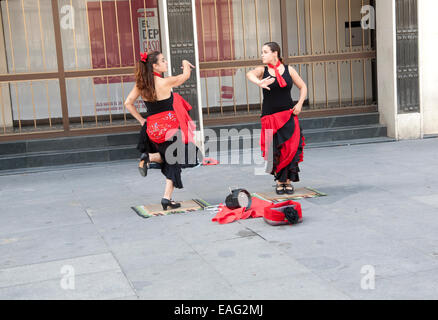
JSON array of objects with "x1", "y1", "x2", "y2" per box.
[
  {"x1": 247, "y1": 42, "x2": 307, "y2": 195},
  {"x1": 125, "y1": 51, "x2": 201, "y2": 210}
]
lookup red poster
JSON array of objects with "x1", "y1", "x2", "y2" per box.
[{"x1": 195, "y1": 0, "x2": 236, "y2": 78}]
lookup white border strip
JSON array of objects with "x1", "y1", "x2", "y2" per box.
[
  {"x1": 191, "y1": 0, "x2": 205, "y2": 154},
  {"x1": 417, "y1": 0, "x2": 424, "y2": 139},
  {"x1": 160, "y1": 0, "x2": 172, "y2": 76},
  {"x1": 392, "y1": 0, "x2": 399, "y2": 140}
]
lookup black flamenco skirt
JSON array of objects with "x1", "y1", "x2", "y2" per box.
[
  {"x1": 155, "y1": 132, "x2": 202, "y2": 189},
  {"x1": 261, "y1": 110, "x2": 305, "y2": 183},
  {"x1": 138, "y1": 125, "x2": 203, "y2": 189},
  {"x1": 273, "y1": 119, "x2": 305, "y2": 183}
]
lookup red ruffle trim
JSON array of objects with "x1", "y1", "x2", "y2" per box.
[{"x1": 260, "y1": 109, "x2": 302, "y2": 173}]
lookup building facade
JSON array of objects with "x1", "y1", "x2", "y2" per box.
[{"x1": 0, "y1": 0, "x2": 436, "y2": 143}]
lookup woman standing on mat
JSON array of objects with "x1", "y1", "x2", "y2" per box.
[
  {"x1": 125, "y1": 51, "x2": 201, "y2": 210},
  {"x1": 247, "y1": 42, "x2": 307, "y2": 195}
]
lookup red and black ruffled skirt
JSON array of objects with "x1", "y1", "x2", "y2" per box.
[
  {"x1": 137, "y1": 111, "x2": 202, "y2": 190},
  {"x1": 260, "y1": 109, "x2": 305, "y2": 182}
]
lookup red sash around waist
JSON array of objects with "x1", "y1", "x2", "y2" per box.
[
  {"x1": 145, "y1": 93, "x2": 196, "y2": 145},
  {"x1": 146, "y1": 111, "x2": 179, "y2": 144}
]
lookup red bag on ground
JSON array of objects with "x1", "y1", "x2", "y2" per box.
[
  {"x1": 212, "y1": 197, "x2": 273, "y2": 225},
  {"x1": 263, "y1": 200, "x2": 303, "y2": 226}
]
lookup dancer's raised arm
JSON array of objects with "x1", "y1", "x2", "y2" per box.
[{"x1": 247, "y1": 67, "x2": 275, "y2": 90}]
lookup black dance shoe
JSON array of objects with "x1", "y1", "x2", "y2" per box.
[
  {"x1": 275, "y1": 184, "x2": 286, "y2": 195},
  {"x1": 138, "y1": 153, "x2": 150, "y2": 177},
  {"x1": 161, "y1": 198, "x2": 181, "y2": 211},
  {"x1": 284, "y1": 183, "x2": 295, "y2": 195}
]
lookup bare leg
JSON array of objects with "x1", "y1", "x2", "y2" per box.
[
  {"x1": 139, "y1": 152, "x2": 163, "y2": 168},
  {"x1": 149, "y1": 153, "x2": 163, "y2": 164},
  {"x1": 163, "y1": 179, "x2": 175, "y2": 200},
  {"x1": 161, "y1": 179, "x2": 181, "y2": 210}
]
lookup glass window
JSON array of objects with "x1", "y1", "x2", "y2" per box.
[
  {"x1": 59, "y1": 0, "x2": 161, "y2": 71},
  {"x1": 196, "y1": 0, "x2": 282, "y2": 110},
  {"x1": 66, "y1": 75, "x2": 142, "y2": 128},
  {"x1": 1, "y1": 80, "x2": 62, "y2": 132},
  {"x1": 1, "y1": 0, "x2": 58, "y2": 74},
  {"x1": 59, "y1": 0, "x2": 161, "y2": 122}
]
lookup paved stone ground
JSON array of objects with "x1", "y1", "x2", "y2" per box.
[{"x1": 0, "y1": 138, "x2": 438, "y2": 300}]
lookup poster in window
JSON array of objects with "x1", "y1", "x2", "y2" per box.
[{"x1": 137, "y1": 8, "x2": 160, "y2": 52}]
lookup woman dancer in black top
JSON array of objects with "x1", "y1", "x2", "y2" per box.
[
  {"x1": 125, "y1": 51, "x2": 200, "y2": 210},
  {"x1": 247, "y1": 42, "x2": 307, "y2": 195}
]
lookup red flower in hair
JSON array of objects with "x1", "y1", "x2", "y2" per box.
[{"x1": 140, "y1": 52, "x2": 148, "y2": 62}]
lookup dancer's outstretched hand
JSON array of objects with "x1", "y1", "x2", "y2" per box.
[
  {"x1": 182, "y1": 60, "x2": 196, "y2": 69},
  {"x1": 258, "y1": 76, "x2": 275, "y2": 90}
]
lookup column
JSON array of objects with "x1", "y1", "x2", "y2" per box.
[
  {"x1": 418, "y1": 0, "x2": 438, "y2": 135},
  {"x1": 0, "y1": 9, "x2": 13, "y2": 131},
  {"x1": 376, "y1": 0, "x2": 422, "y2": 140},
  {"x1": 166, "y1": 0, "x2": 199, "y2": 123}
]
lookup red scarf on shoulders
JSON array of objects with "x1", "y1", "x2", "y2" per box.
[{"x1": 267, "y1": 61, "x2": 287, "y2": 88}]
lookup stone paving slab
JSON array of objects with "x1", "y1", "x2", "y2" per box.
[
  {"x1": 231, "y1": 273, "x2": 351, "y2": 300},
  {"x1": 0, "y1": 269, "x2": 135, "y2": 300},
  {"x1": 400, "y1": 237, "x2": 438, "y2": 258},
  {"x1": 328, "y1": 267, "x2": 438, "y2": 300},
  {"x1": 108, "y1": 233, "x2": 197, "y2": 274},
  {"x1": 0, "y1": 253, "x2": 120, "y2": 289},
  {"x1": 0, "y1": 199, "x2": 90, "y2": 236},
  {"x1": 411, "y1": 194, "x2": 438, "y2": 209},
  {"x1": 94, "y1": 213, "x2": 175, "y2": 247},
  {"x1": 0, "y1": 223, "x2": 108, "y2": 270},
  {"x1": 190, "y1": 236, "x2": 312, "y2": 285},
  {"x1": 136, "y1": 276, "x2": 241, "y2": 300},
  {"x1": 128, "y1": 253, "x2": 241, "y2": 300},
  {"x1": 165, "y1": 211, "x2": 260, "y2": 245}
]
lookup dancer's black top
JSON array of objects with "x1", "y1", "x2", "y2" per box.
[
  {"x1": 262, "y1": 64, "x2": 294, "y2": 117},
  {"x1": 144, "y1": 94, "x2": 173, "y2": 115}
]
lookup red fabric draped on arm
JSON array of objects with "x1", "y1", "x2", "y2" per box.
[{"x1": 172, "y1": 93, "x2": 196, "y2": 144}]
